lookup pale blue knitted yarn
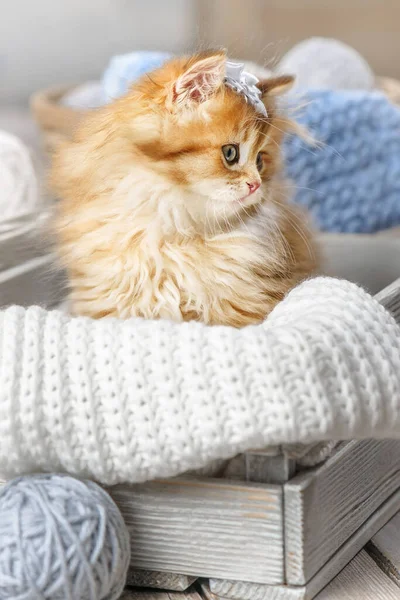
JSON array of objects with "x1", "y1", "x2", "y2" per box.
[
  {"x1": 102, "y1": 51, "x2": 172, "y2": 101},
  {"x1": 0, "y1": 474, "x2": 131, "y2": 600},
  {"x1": 284, "y1": 89, "x2": 400, "y2": 233}
]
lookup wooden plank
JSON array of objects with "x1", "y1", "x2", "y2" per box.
[
  {"x1": 375, "y1": 277, "x2": 400, "y2": 323},
  {"x1": 284, "y1": 439, "x2": 400, "y2": 585},
  {"x1": 366, "y1": 511, "x2": 400, "y2": 585},
  {"x1": 127, "y1": 570, "x2": 197, "y2": 591},
  {"x1": 245, "y1": 454, "x2": 296, "y2": 484},
  {"x1": 210, "y1": 488, "x2": 400, "y2": 599},
  {"x1": 169, "y1": 589, "x2": 204, "y2": 600},
  {"x1": 120, "y1": 591, "x2": 168, "y2": 600},
  {"x1": 120, "y1": 587, "x2": 204, "y2": 600},
  {"x1": 223, "y1": 451, "x2": 295, "y2": 484},
  {"x1": 223, "y1": 442, "x2": 338, "y2": 486},
  {"x1": 190, "y1": 450, "x2": 289, "y2": 482},
  {"x1": 303, "y1": 489, "x2": 400, "y2": 599},
  {"x1": 208, "y1": 579, "x2": 305, "y2": 600},
  {"x1": 315, "y1": 550, "x2": 400, "y2": 599},
  {"x1": 0, "y1": 255, "x2": 66, "y2": 308},
  {"x1": 109, "y1": 477, "x2": 284, "y2": 584},
  {"x1": 222, "y1": 443, "x2": 336, "y2": 486},
  {"x1": 283, "y1": 442, "x2": 338, "y2": 468},
  {"x1": 187, "y1": 459, "x2": 229, "y2": 478},
  {"x1": 120, "y1": 591, "x2": 169, "y2": 600}
]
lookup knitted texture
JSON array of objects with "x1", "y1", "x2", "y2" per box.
[
  {"x1": 0, "y1": 474, "x2": 130, "y2": 600},
  {"x1": 1, "y1": 277, "x2": 400, "y2": 485},
  {"x1": 284, "y1": 89, "x2": 400, "y2": 232}
]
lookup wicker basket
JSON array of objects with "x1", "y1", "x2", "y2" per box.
[
  {"x1": 31, "y1": 77, "x2": 400, "y2": 155},
  {"x1": 30, "y1": 85, "x2": 86, "y2": 154}
]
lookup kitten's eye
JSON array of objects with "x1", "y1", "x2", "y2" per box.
[
  {"x1": 256, "y1": 152, "x2": 264, "y2": 172},
  {"x1": 222, "y1": 144, "x2": 239, "y2": 165}
]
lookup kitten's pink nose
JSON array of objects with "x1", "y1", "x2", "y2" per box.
[{"x1": 247, "y1": 181, "x2": 261, "y2": 195}]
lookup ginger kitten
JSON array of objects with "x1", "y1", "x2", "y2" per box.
[{"x1": 51, "y1": 51, "x2": 317, "y2": 327}]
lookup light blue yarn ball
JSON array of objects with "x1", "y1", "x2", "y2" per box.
[
  {"x1": 284, "y1": 89, "x2": 400, "y2": 233},
  {"x1": 0, "y1": 474, "x2": 131, "y2": 600},
  {"x1": 102, "y1": 51, "x2": 173, "y2": 101}
]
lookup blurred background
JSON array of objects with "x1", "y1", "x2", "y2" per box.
[
  {"x1": 1, "y1": 0, "x2": 400, "y2": 106},
  {"x1": 198, "y1": 0, "x2": 400, "y2": 79},
  {"x1": 2, "y1": 0, "x2": 399, "y2": 147}
]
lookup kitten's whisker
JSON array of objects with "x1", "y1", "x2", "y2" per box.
[
  {"x1": 222, "y1": 205, "x2": 232, "y2": 234},
  {"x1": 278, "y1": 184, "x2": 323, "y2": 195},
  {"x1": 283, "y1": 207, "x2": 316, "y2": 261},
  {"x1": 234, "y1": 206, "x2": 250, "y2": 235},
  {"x1": 258, "y1": 41, "x2": 281, "y2": 66},
  {"x1": 257, "y1": 129, "x2": 281, "y2": 150},
  {"x1": 266, "y1": 120, "x2": 292, "y2": 138},
  {"x1": 314, "y1": 141, "x2": 345, "y2": 161},
  {"x1": 205, "y1": 200, "x2": 213, "y2": 238},
  {"x1": 269, "y1": 216, "x2": 295, "y2": 263}
]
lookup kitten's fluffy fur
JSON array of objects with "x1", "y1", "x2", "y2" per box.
[{"x1": 52, "y1": 51, "x2": 317, "y2": 326}]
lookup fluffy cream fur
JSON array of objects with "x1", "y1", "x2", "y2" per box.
[{"x1": 52, "y1": 51, "x2": 317, "y2": 326}]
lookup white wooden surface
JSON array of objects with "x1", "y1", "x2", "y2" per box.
[
  {"x1": 301, "y1": 490, "x2": 400, "y2": 600},
  {"x1": 375, "y1": 277, "x2": 400, "y2": 322},
  {"x1": 204, "y1": 580, "x2": 307, "y2": 600},
  {"x1": 284, "y1": 439, "x2": 400, "y2": 585},
  {"x1": 315, "y1": 550, "x2": 400, "y2": 599},
  {"x1": 209, "y1": 579, "x2": 305, "y2": 600},
  {"x1": 0, "y1": 254, "x2": 65, "y2": 308},
  {"x1": 129, "y1": 544, "x2": 400, "y2": 600},
  {"x1": 121, "y1": 586, "x2": 204, "y2": 600},
  {"x1": 126, "y1": 570, "x2": 197, "y2": 591},
  {"x1": 367, "y1": 511, "x2": 400, "y2": 585},
  {"x1": 110, "y1": 477, "x2": 284, "y2": 584},
  {"x1": 200, "y1": 490, "x2": 400, "y2": 600}
]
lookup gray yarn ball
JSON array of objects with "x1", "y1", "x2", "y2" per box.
[{"x1": 0, "y1": 474, "x2": 131, "y2": 600}]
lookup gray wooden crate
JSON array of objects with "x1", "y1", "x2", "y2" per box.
[
  {"x1": 108, "y1": 280, "x2": 400, "y2": 598},
  {"x1": 109, "y1": 438, "x2": 400, "y2": 598},
  {"x1": 2, "y1": 220, "x2": 400, "y2": 599}
]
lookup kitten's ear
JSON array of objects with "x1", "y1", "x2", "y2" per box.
[
  {"x1": 173, "y1": 51, "x2": 226, "y2": 106},
  {"x1": 257, "y1": 75, "x2": 295, "y2": 97}
]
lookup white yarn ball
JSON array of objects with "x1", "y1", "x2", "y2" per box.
[
  {"x1": 0, "y1": 131, "x2": 39, "y2": 222},
  {"x1": 277, "y1": 37, "x2": 375, "y2": 91}
]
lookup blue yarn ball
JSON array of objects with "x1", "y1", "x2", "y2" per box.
[
  {"x1": 284, "y1": 89, "x2": 400, "y2": 233},
  {"x1": 0, "y1": 474, "x2": 131, "y2": 600},
  {"x1": 102, "y1": 51, "x2": 173, "y2": 102}
]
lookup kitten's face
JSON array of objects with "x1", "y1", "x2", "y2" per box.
[
  {"x1": 159, "y1": 93, "x2": 272, "y2": 218},
  {"x1": 64, "y1": 52, "x2": 293, "y2": 232}
]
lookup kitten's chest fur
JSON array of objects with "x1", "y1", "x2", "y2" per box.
[{"x1": 64, "y1": 202, "x2": 315, "y2": 327}]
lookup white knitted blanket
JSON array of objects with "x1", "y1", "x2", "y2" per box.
[{"x1": 1, "y1": 277, "x2": 400, "y2": 485}]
